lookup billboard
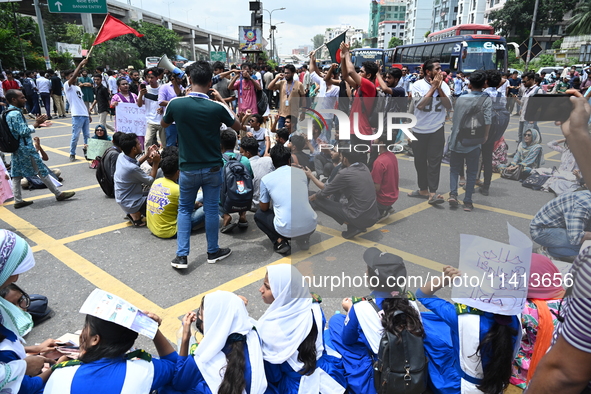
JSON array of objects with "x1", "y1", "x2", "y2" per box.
[
  {"x1": 56, "y1": 42, "x2": 83, "y2": 57},
  {"x1": 239, "y1": 26, "x2": 263, "y2": 52}
]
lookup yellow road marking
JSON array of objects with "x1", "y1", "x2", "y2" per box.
[
  {"x1": 42, "y1": 146, "x2": 85, "y2": 160},
  {"x1": 39, "y1": 133, "x2": 73, "y2": 140},
  {"x1": 30, "y1": 221, "x2": 132, "y2": 252},
  {"x1": 472, "y1": 204, "x2": 534, "y2": 220},
  {"x1": 2, "y1": 184, "x2": 100, "y2": 206},
  {"x1": 48, "y1": 161, "x2": 88, "y2": 168}
]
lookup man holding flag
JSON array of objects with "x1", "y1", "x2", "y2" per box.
[{"x1": 64, "y1": 58, "x2": 92, "y2": 162}]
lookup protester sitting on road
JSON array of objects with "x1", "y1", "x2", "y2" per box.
[
  {"x1": 5, "y1": 89, "x2": 75, "y2": 209},
  {"x1": 256, "y1": 264, "x2": 346, "y2": 393},
  {"x1": 92, "y1": 124, "x2": 111, "y2": 141},
  {"x1": 545, "y1": 138, "x2": 581, "y2": 195},
  {"x1": 275, "y1": 127, "x2": 291, "y2": 148},
  {"x1": 289, "y1": 134, "x2": 312, "y2": 170},
  {"x1": 492, "y1": 136, "x2": 509, "y2": 173},
  {"x1": 146, "y1": 155, "x2": 204, "y2": 239},
  {"x1": 240, "y1": 110, "x2": 270, "y2": 156},
  {"x1": 168, "y1": 291, "x2": 267, "y2": 394},
  {"x1": 20, "y1": 136, "x2": 62, "y2": 189},
  {"x1": 114, "y1": 133, "x2": 160, "y2": 227},
  {"x1": 530, "y1": 190, "x2": 591, "y2": 261},
  {"x1": 240, "y1": 136, "x2": 274, "y2": 212},
  {"x1": 497, "y1": 128, "x2": 544, "y2": 178},
  {"x1": 371, "y1": 132, "x2": 400, "y2": 220},
  {"x1": 417, "y1": 265, "x2": 520, "y2": 394},
  {"x1": 255, "y1": 144, "x2": 317, "y2": 254},
  {"x1": 220, "y1": 129, "x2": 252, "y2": 234},
  {"x1": 96, "y1": 131, "x2": 123, "y2": 198},
  {"x1": 511, "y1": 254, "x2": 565, "y2": 389},
  {"x1": 0, "y1": 230, "x2": 62, "y2": 393},
  {"x1": 328, "y1": 248, "x2": 423, "y2": 394},
  {"x1": 44, "y1": 312, "x2": 176, "y2": 393},
  {"x1": 310, "y1": 147, "x2": 380, "y2": 239}
]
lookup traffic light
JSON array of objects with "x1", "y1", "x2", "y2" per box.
[{"x1": 251, "y1": 11, "x2": 263, "y2": 28}]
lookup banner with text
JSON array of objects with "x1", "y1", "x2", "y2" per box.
[{"x1": 115, "y1": 102, "x2": 146, "y2": 136}]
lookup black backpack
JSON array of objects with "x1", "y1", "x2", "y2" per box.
[
  {"x1": 457, "y1": 95, "x2": 489, "y2": 147},
  {"x1": 96, "y1": 147, "x2": 117, "y2": 198},
  {"x1": 22, "y1": 78, "x2": 35, "y2": 97},
  {"x1": 370, "y1": 302, "x2": 428, "y2": 394},
  {"x1": 0, "y1": 108, "x2": 22, "y2": 153},
  {"x1": 487, "y1": 92, "x2": 510, "y2": 143},
  {"x1": 256, "y1": 88, "x2": 268, "y2": 115},
  {"x1": 220, "y1": 153, "x2": 253, "y2": 213}
]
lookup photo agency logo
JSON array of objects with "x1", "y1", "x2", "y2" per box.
[{"x1": 302, "y1": 98, "x2": 418, "y2": 153}]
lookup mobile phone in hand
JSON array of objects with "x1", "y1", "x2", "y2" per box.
[{"x1": 524, "y1": 94, "x2": 573, "y2": 123}]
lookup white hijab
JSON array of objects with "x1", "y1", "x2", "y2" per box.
[
  {"x1": 194, "y1": 291, "x2": 266, "y2": 394},
  {"x1": 256, "y1": 265, "x2": 345, "y2": 394}
]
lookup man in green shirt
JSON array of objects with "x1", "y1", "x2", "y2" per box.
[
  {"x1": 161, "y1": 61, "x2": 241, "y2": 268},
  {"x1": 77, "y1": 69, "x2": 95, "y2": 112}
]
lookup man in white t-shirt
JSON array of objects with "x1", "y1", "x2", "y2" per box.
[
  {"x1": 308, "y1": 51, "x2": 340, "y2": 141},
  {"x1": 64, "y1": 58, "x2": 92, "y2": 162},
  {"x1": 255, "y1": 143, "x2": 317, "y2": 254},
  {"x1": 138, "y1": 67, "x2": 165, "y2": 149},
  {"x1": 408, "y1": 58, "x2": 452, "y2": 204}
]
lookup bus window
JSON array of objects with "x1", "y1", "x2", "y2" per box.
[
  {"x1": 414, "y1": 46, "x2": 425, "y2": 63},
  {"x1": 421, "y1": 46, "x2": 433, "y2": 62},
  {"x1": 431, "y1": 44, "x2": 444, "y2": 60},
  {"x1": 394, "y1": 48, "x2": 403, "y2": 63},
  {"x1": 403, "y1": 47, "x2": 416, "y2": 63},
  {"x1": 441, "y1": 42, "x2": 455, "y2": 64}
]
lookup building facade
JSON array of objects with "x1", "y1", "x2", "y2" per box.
[
  {"x1": 404, "y1": 0, "x2": 435, "y2": 44},
  {"x1": 456, "y1": 0, "x2": 487, "y2": 26},
  {"x1": 378, "y1": 20, "x2": 406, "y2": 48},
  {"x1": 324, "y1": 25, "x2": 367, "y2": 47},
  {"x1": 431, "y1": 0, "x2": 459, "y2": 33},
  {"x1": 369, "y1": 0, "x2": 407, "y2": 46}
]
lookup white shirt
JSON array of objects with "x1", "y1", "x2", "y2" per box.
[
  {"x1": 249, "y1": 155, "x2": 275, "y2": 209},
  {"x1": 259, "y1": 165, "x2": 317, "y2": 238},
  {"x1": 310, "y1": 72, "x2": 339, "y2": 117},
  {"x1": 498, "y1": 80, "x2": 509, "y2": 97},
  {"x1": 63, "y1": 81, "x2": 88, "y2": 117},
  {"x1": 520, "y1": 84, "x2": 541, "y2": 122},
  {"x1": 143, "y1": 85, "x2": 162, "y2": 125},
  {"x1": 411, "y1": 78, "x2": 451, "y2": 134},
  {"x1": 36, "y1": 76, "x2": 51, "y2": 94},
  {"x1": 108, "y1": 76, "x2": 118, "y2": 95}
]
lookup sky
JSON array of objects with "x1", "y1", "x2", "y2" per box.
[{"x1": 127, "y1": 0, "x2": 371, "y2": 55}]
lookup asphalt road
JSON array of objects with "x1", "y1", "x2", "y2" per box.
[{"x1": 0, "y1": 113, "x2": 563, "y2": 352}]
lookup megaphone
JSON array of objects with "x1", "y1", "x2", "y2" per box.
[{"x1": 158, "y1": 54, "x2": 185, "y2": 79}]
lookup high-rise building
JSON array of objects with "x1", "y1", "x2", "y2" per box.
[
  {"x1": 369, "y1": 0, "x2": 407, "y2": 43},
  {"x1": 404, "y1": 0, "x2": 435, "y2": 44},
  {"x1": 455, "y1": 0, "x2": 487, "y2": 25},
  {"x1": 324, "y1": 25, "x2": 367, "y2": 47},
  {"x1": 378, "y1": 21, "x2": 406, "y2": 49},
  {"x1": 431, "y1": 0, "x2": 459, "y2": 33}
]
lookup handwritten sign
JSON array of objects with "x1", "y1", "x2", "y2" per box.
[
  {"x1": 452, "y1": 223, "x2": 532, "y2": 316},
  {"x1": 87, "y1": 139, "x2": 112, "y2": 160},
  {"x1": 115, "y1": 102, "x2": 146, "y2": 136},
  {"x1": 0, "y1": 159, "x2": 13, "y2": 204}
]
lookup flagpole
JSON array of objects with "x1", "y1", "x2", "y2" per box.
[{"x1": 86, "y1": 14, "x2": 110, "y2": 59}]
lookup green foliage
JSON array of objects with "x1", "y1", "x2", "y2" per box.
[
  {"x1": 88, "y1": 39, "x2": 141, "y2": 70},
  {"x1": 507, "y1": 48, "x2": 524, "y2": 70},
  {"x1": 424, "y1": 30, "x2": 431, "y2": 38},
  {"x1": 489, "y1": 0, "x2": 577, "y2": 43},
  {"x1": 552, "y1": 38, "x2": 563, "y2": 49},
  {"x1": 532, "y1": 54, "x2": 556, "y2": 68},
  {"x1": 49, "y1": 50, "x2": 73, "y2": 70},
  {"x1": 350, "y1": 40, "x2": 363, "y2": 49},
  {"x1": 388, "y1": 37, "x2": 403, "y2": 48},
  {"x1": 0, "y1": 4, "x2": 45, "y2": 70},
  {"x1": 567, "y1": 0, "x2": 591, "y2": 35},
  {"x1": 311, "y1": 34, "x2": 324, "y2": 51},
  {"x1": 122, "y1": 21, "x2": 180, "y2": 61}
]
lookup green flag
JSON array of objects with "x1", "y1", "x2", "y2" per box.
[{"x1": 325, "y1": 31, "x2": 347, "y2": 64}]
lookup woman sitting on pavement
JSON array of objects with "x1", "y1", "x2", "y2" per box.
[
  {"x1": 497, "y1": 128, "x2": 544, "y2": 178},
  {"x1": 44, "y1": 310, "x2": 177, "y2": 393},
  {"x1": 511, "y1": 254, "x2": 565, "y2": 389},
  {"x1": 163, "y1": 291, "x2": 267, "y2": 394},
  {"x1": 256, "y1": 264, "x2": 346, "y2": 394},
  {"x1": 92, "y1": 124, "x2": 112, "y2": 141},
  {"x1": 544, "y1": 138, "x2": 581, "y2": 195},
  {"x1": 0, "y1": 230, "x2": 61, "y2": 393}
]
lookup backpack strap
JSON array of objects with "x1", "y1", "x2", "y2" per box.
[
  {"x1": 367, "y1": 298, "x2": 381, "y2": 314},
  {"x1": 222, "y1": 153, "x2": 235, "y2": 162}
]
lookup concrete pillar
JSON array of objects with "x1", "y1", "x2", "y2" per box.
[
  {"x1": 122, "y1": 10, "x2": 131, "y2": 23},
  {"x1": 81, "y1": 13, "x2": 94, "y2": 34},
  {"x1": 190, "y1": 30, "x2": 196, "y2": 61},
  {"x1": 167, "y1": 20, "x2": 173, "y2": 30},
  {"x1": 208, "y1": 34, "x2": 212, "y2": 61}
]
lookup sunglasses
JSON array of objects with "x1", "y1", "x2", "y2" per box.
[
  {"x1": 96, "y1": 129, "x2": 105, "y2": 132},
  {"x1": 524, "y1": 133, "x2": 532, "y2": 137}
]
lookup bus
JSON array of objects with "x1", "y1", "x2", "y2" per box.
[
  {"x1": 351, "y1": 48, "x2": 385, "y2": 68},
  {"x1": 385, "y1": 34, "x2": 507, "y2": 74},
  {"x1": 426, "y1": 24, "x2": 495, "y2": 42},
  {"x1": 145, "y1": 57, "x2": 160, "y2": 69}
]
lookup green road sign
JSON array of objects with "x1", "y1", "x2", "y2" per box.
[
  {"x1": 48, "y1": 0, "x2": 107, "y2": 13},
  {"x1": 210, "y1": 51, "x2": 227, "y2": 62}
]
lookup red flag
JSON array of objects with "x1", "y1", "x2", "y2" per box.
[{"x1": 93, "y1": 14, "x2": 144, "y2": 46}]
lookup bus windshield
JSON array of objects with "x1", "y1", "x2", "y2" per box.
[
  {"x1": 462, "y1": 41, "x2": 506, "y2": 72},
  {"x1": 352, "y1": 49, "x2": 384, "y2": 67}
]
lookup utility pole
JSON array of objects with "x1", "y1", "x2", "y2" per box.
[
  {"x1": 524, "y1": 0, "x2": 540, "y2": 72},
  {"x1": 11, "y1": 2, "x2": 27, "y2": 70},
  {"x1": 33, "y1": 0, "x2": 52, "y2": 70}
]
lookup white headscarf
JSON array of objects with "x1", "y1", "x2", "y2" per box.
[
  {"x1": 256, "y1": 265, "x2": 345, "y2": 394},
  {"x1": 194, "y1": 291, "x2": 266, "y2": 394}
]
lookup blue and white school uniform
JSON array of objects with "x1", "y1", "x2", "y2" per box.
[
  {"x1": 43, "y1": 349, "x2": 177, "y2": 394},
  {"x1": 416, "y1": 289, "x2": 521, "y2": 394},
  {"x1": 257, "y1": 265, "x2": 346, "y2": 394},
  {"x1": 0, "y1": 326, "x2": 43, "y2": 394}
]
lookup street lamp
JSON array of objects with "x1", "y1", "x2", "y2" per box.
[
  {"x1": 263, "y1": 7, "x2": 285, "y2": 62},
  {"x1": 167, "y1": 0, "x2": 174, "y2": 20}
]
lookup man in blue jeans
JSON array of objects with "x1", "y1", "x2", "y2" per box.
[
  {"x1": 162, "y1": 61, "x2": 241, "y2": 269},
  {"x1": 530, "y1": 190, "x2": 591, "y2": 261},
  {"x1": 447, "y1": 70, "x2": 491, "y2": 212},
  {"x1": 64, "y1": 58, "x2": 92, "y2": 162}
]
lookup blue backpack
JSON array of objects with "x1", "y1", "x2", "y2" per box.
[
  {"x1": 220, "y1": 153, "x2": 253, "y2": 213},
  {"x1": 486, "y1": 91, "x2": 510, "y2": 143}
]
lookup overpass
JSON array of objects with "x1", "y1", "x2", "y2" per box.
[{"x1": 15, "y1": 0, "x2": 241, "y2": 62}]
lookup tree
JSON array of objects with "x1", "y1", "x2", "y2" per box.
[
  {"x1": 350, "y1": 40, "x2": 363, "y2": 49},
  {"x1": 122, "y1": 21, "x2": 181, "y2": 62},
  {"x1": 488, "y1": 0, "x2": 577, "y2": 43},
  {"x1": 388, "y1": 37, "x2": 403, "y2": 48},
  {"x1": 424, "y1": 30, "x2": 431, "y2": 38},
  {"x1": 567, "y1": 0, "x2": 591, "y2": 35},
  {"x1": 0, "y1": 4, "x2": 45, "y2": 69},
  {"x1": 311, "y1": 34, "x2": 324, "y2": 50}
]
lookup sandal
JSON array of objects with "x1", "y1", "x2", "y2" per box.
[
  {"x1": 408, "y1": 190, "x2": 429, "y2": 199},
  {"x1": 459, "y1": 180, "x2": 466, "y2": 187},
  {"x1": 221, "y1": 222, "x2": 238, "y2": 233},
  {"x1": 428, "y1": 194, "x2": 445, "y2": 205},
  {"x1": 448, "y1": 195, "x2": 459, "y2": 207},
  {"x1": 463, "y1": 202, "x2": 474, "y2": 212},
  {"x1": 238, "y1": 221, "x2": 249, "y2": 229},
  {"x1": 126, "y1": 214, "x2": 146, "y2": 227}
]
